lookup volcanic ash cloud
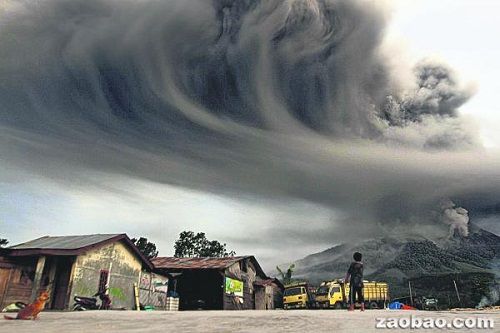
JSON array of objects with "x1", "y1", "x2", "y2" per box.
[{"x1": 0, "y1": 0, "x2": 497, "y2": 238}]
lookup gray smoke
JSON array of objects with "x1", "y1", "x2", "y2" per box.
[
  {"x1": 477, "y1": 257, "x2": 500, "y2": 308},
  {"x1": 0, "y1": 0, "x2": 498, "y2": 240},
  {"x1": 440, "y1": 199, "x2": 470, "y2": 237},
  {"x1": 477, "y1": 284, "x2": 500, "y2": 308},
  {"x1": 382, "y1": 60, "x2": 478, "y2": 150}
]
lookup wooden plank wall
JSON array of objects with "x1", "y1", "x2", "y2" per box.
[
  {"x1": 223, "y1": 292, "x2": 244, "y2": 310},
  {"x1": 0, "y1": 268, "x2": 12, "y2": 308},
  {"x1": 0, "y1": 268, "x2": 33, "y2": 308},
  {"x1": 0, "y1": 257, "x2": 36, "y2": 309}
]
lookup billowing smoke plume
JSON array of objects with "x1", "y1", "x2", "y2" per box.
[
  {"x1": 0, "y1": 0, "x2": 474, "y2": 146},
  {"x1": 383, "y1": 60, "x2": 477, "y2": 150},
  {"x1": 0, "y1": 0, "x2": 498, "y2": 240},
  {"x1": 440, "y1": 199, "x2": 470, "y2": 237},
  {"x1": 477, "y1": 256, "x2": 500, "y2": 308},
  {"x1": 477, "y1": 284, "x2": 500, "y2": 308}
]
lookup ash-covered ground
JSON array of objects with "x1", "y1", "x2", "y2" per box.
[{"x1": 1, "y1": 310, "x2": 498, "y2": 333}]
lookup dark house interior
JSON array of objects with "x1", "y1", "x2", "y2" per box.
[{"x1": 176, "y1": 270, "x2": 223, "y2": 310}]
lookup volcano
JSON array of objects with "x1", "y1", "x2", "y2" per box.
[{"x1": 287, "y1": 224, "x2": 500, "y2": 308}]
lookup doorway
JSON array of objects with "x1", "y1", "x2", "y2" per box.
[{"x1": 51, "y1": 257, "x2": 74, "y2": 310}]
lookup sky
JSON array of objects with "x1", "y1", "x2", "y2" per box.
[{"x1": 1, "y1": 0, "x2": 500, "y2": 272}]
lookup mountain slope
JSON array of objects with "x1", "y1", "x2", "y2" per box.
[{"x1": 289, "y1": 224, "x2": 500, "y2": 307}]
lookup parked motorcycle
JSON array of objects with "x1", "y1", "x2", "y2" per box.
[{"x1": 73, "y1": 290, "x2": 111, "y2": 311}]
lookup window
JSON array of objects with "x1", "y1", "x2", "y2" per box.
[
  {"x1": 316, "y1": 286, "x2": 329, "y2": 296},
  {"x1": 98, "y1": 270, "x2": 109, "y2": 293},
  {"x1": 283, "y1": 287, "x2": 302, "y2": 296}
]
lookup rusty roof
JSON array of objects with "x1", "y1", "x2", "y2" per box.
[
  {"x1": 151, "y1": 256, "x2": 249, "y2": 270},
  {"x1": 254, "y1": 278, "x2": 284, "y2": 290},
  {"x1": 6, "y1": 234, "x2": 153, "y2": 270},
  {"x1": 152, "y1": 256, "x2": 268, "y2": 278}
]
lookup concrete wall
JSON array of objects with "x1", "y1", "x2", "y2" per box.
[{"x1": 70, "y1": 241, "x2": 142, "y2": 310}]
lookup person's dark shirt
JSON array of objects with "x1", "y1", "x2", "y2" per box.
[{"x1": 347, "y1": 261, "x2": 364, "y2": 287}]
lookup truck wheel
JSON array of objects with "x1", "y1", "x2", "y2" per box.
[
  {"x1": 369, "y1": 302, "x2": 379, "y2": 309},
  {"x1": 334, "y1": 302, "x2": 342, "y2": 310}
]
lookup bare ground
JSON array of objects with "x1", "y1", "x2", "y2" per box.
[{"x1": 1, "y1": 309, "x2": 498, "y2": 333}]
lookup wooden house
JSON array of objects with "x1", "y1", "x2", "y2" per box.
[
  {"x1": 0, "y1": 234, "x2": 162, "y2": 310},
  {"x1": 152, "y1": 256, "x2": 283, "y2": 310}
]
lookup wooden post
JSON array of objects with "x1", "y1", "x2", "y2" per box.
[
  {"x1": 31, "y1": 256, "x2": 46, "y2": 302},
  {"x1": 64, "y1": 258, "x2": 77, "y2": 310},
  {"x1": 47, "y1": 260, "x2": 57, "y2": 286},
  {"x1": 46, "y1": 259, "x2": 58, "y2": 308},
  {"x1": 134, "y1": 282, "x2": 140, "y2": 311}
]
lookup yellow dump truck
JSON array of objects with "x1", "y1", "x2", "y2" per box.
[
  {"x1": 314, "y1": 279, "x2": 389, "y2": 309},
  {"x1": 283, "y1": 282, "x2": 315, "y2": 309}
]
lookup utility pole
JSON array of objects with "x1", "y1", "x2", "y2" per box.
[
  {"x1": 408, "y1": 281, "x2": 413, "y2": 306},
  {"x1": 453, "y1": 279, "x2": 461, "y2": 307}
]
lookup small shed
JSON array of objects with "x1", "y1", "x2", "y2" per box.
[
  {"x1": 152, "y1": 256, "x2": 283, "y2": 310},
  {"x1": 253, "y1": 278, "x2": 284, "y2": 309},
  {"x1": 0, "y1": 234, "x2": 161, "y2": 310}
]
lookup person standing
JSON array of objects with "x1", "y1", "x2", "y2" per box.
[{"x1": 345, "y1": 252, "x2": 364, "y2": 311}]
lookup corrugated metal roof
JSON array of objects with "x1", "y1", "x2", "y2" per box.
[
  {"x1": 253, "y1": 279, "x2": 274, "y2": 286},
  {"x1": 151, "y1": 256, "x2": 251, "y2": 270},
  {"x1": 254, "y1": 278, "x2": 284, "y2": 289},
  {"x1": 6, "y1": 233, "x2": 154, "y2": 270},
  {"x1": 9, "y1": 234, "x2": 123, "y2": 250}
]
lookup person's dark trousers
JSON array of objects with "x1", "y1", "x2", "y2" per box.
[{"x1": 349, "y1": 285, "x2": 364, "y2": 305}]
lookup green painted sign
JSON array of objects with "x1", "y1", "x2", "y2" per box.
[{"x1": 225, "y1": 277, "x2": 244, "y2": 297}]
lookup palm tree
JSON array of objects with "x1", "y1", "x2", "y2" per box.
[{"x1": 276, "y1": 264, "x2": 295, "y2": 285}]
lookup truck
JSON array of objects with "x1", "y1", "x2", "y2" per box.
[
  {"x1": 314, "y1": 279, "x2": 389, "y2": 309},
  {"x1": 283, "y1": 282, "x2": 315, "y2": 309}
]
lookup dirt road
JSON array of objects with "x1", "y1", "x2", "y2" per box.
[{"x1": 1, "y1": 309, "x2": 498, "y2": 333}]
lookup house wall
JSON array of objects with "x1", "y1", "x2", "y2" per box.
[
  {"x1": 255, "y1": 285, "x2": 277, "y2": 310},
  {"x1": 138, "y1": 271, "x2": 169, "y2": 309},
  {"x1": 69, "y1": 241, "x2": 142, "y2": 310},
  {"x1": 254, "y1": 286, "x2": 266, "y2": 310},
  {"x1": 0, "y1": 256, "x2": 37, "y2": 309},
  {"x1": 272, "y1": 282, "x2": 284, "y2": 309},
  {"x1": 265, "y1": 285, "x2": 274, "y2": 309},
  {"x1": 223, "y1": 259, "x2": 260, "y2": 310}
]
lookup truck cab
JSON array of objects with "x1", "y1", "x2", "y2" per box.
[
  {"x1": 315, "y1": 280, "x2": 346, "y2": 309},
  {"x1": 283, "y1": 282, "x2": 314, "y2": 309},
  {"x1": 315, "y1": 279, "x2": 389, "y2": 309}
]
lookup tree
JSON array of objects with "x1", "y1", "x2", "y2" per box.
[
  {"x1": 276, "y1": 264, "x2": 295, "y2": 285},
  {"x1": 131, "y1": 237, "x2": 159, "y2": 259},
  {"x1": 174, "y1": 231, "x2": 235, "y2": 258},
  {"x1": 0, "y1": 238, "x2": 8, "y2": 247}
]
